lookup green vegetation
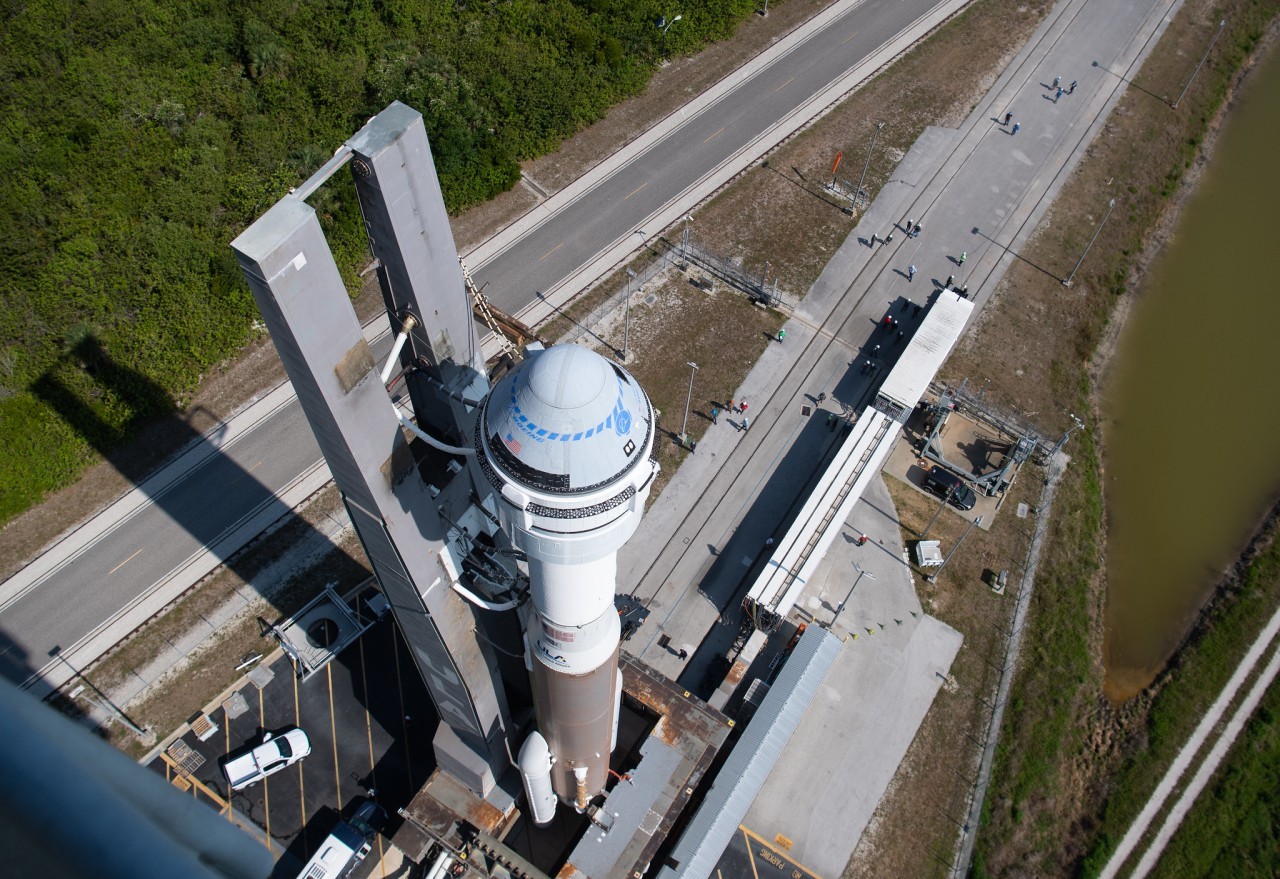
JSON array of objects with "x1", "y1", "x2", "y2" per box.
[
  {"x1": 1149, "y1": 681, "x2": 1280, "y2": 878},
  {"x1": 969, "y1": 1, "x2": 1280, "y2": 873},
  {"x1": 0, "y1": 0, "x2": 769, "y2": 523},
  {"x1": 1081, "y1": 527, "x2": 1280, "y2": 876}
]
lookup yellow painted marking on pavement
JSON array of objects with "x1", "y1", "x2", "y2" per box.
[
  {"x1": 842, "y1": 30, "x2": 860, "y2": 44},
  {"x1": 327, "y1": 662, "x2": 342, "y2": 809},
  {"x1": 360, "y1": 638, "x2": 377, "y2": 792},
  {"x1": 260, "y1": 687, "x2": 272, "y2": 848},
  {"x1": 625, "y1": 181, "x2": 649, "y2": 200},
  {"x1": 773, "y1": 76, "x2": 795, "y2": 94},
  {"x1": 741, "y1": 827, "x2": 762, "y2": 879},
  {"x1": 741, "y1": 825, "x2": 824, "y2": 879},
  {"x1": 538, "y1": 241, "x2": 564, "y2": 262},
  {"x1": 703, "y1": 127, "x2": 725, "y2": 144},
  {"x1": 294, "y1": 670, "x2": 308, "y2": 853},
  {"x1": 391, "y1": 623, "x2": 414, "y2": 787},
  {"x1": 108, "y1": 548, "x2": 143, "y2": 575},
  {"x1": 224, "y1": 716, "x2": 234, "y2": 821}
]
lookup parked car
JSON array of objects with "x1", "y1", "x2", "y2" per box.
[
  {"x1": 220, "y1": 726, "x2": 311, "y2": 791},
  {"x1": 295, "y1": 798, "x2": 387, "y2": 879},
  {"x1": 922, "y1": 465, "x2": 977, "y2": 510}
]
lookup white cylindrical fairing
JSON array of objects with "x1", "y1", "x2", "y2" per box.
[
  {"x1": 518, "y1": 731, "x2": 557, "y2": 827},
  {"x1": 478, "y1": 345, "x2": 657, "y2": 810}
]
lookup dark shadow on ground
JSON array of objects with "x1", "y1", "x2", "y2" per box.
[{"x1": 24, "y1": 335, "x2": 362, "y2": 692}]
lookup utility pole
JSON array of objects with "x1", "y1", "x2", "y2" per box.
[
  {"x1": 680, "y1": 361, "x2": 699, "y2": 447},
  {"x1": 51, "y1": 647, "x2": 153, "y2": 743},
  {"x1": 833, "y1": 563, "x2": 876, "y2": 625},
  {"x1": 620, "y1": 268, "x2": 637, "y2": 362},
  {"x1": 853, "y1": 121, "x2": 885, "y2": 214},
  {"x1": 929, "y1": 515, "x2": 983, "y2": 583},
  {"x1": 1173, "y1": 19, "x2": 1226, "y2": 109},
  {"x1": 921, "y1": 483, "x2": 956, "y2": 538},
  {"x1": 1063, "y1": 198, "x2": 1115, "y2": 287}
]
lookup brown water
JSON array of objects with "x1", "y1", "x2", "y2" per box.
[{"x1": 1103, "y1": 43, "x2": 1280, "y2": 700}]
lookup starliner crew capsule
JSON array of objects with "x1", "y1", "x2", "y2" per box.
[{"x1": 477, "y1": 344, "x2": 658, "y2": 824}]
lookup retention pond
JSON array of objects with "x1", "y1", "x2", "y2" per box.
[{"x1": 1103, "y1": 42, "x2": 1280, "y2": 700}]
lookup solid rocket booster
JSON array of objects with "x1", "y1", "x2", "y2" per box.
[{"x1": 477, "y1": 345, "x2": 657, "y2": 817}]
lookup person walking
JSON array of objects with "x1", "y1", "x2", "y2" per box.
[
  {"x1": 777, "y1": 328, "x2": 786, "y2": 343},
  {"x1": 728, "y1": 397, "x2": 734, "y2": 414},
  {"x1": 741, "y1": 416, "x2": 751, "y2": 432},
  {"x1": 908, "y1": 264, "x2": 916, "y2": 282},
  {"x1": 885, "y1": 231, "x2": 894, "y2": 243},
  {"x1": 905, "y1": 218, "x2": 914, "y2": 234},
  {"x1": 1052, "y1": 75, "x2": 1061, "y2": 88},
  {"x1": 912, "y1": 222, "x2": 922, "y2": 238},
  {"x1": 739, "y1": 400, "x2": 749, "y2": 416},
  {"x1": 946, "y1": 273, "x2": 955, "y2": 288},
  {"x1": 1069, "y1": 79, "x2": 1077, "y2": 94},
  {"x1": 1012, "y1": 122, "x2": 1021, "y2": 135},
  {"x1": 959, "y1": 251, "x2": 967, "y2": 265},
  {"x1": 1055, "y1": 86, "x2": 1064, "y2": 102},
  {"x1": 711, "y1": 406, "x2": 720, "y2": 424},
  {"x1": 1003, "y1": 112, "x2": 1013, "y2": 125}
]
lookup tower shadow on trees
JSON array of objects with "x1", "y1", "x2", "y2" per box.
[{"x1": 25, "y1": 334, "x2": 367, "y2": 691}]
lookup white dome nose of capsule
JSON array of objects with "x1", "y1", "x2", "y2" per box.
[{"x1": 482, "y1": 346, "x2": 652, "y2": 493}]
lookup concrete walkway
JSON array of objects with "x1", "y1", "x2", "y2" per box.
[{"x1": 613, "y1": 0, "x2": 1193, "y2": 870}]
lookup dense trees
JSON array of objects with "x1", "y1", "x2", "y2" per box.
[{"x1": 0, "y1": 0, "x2": 765, "y2": 521}]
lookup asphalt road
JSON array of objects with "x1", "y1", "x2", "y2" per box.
[
  {"x1": 472, "y1": 0, "x2": 919, "y2": 314},
  {"x1": 0, "y1": 0, "x2": 947, "y2": 691}
]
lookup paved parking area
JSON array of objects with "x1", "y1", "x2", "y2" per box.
[{"x1": 149, "y1": 615, "x2": 437, "y2": 874}]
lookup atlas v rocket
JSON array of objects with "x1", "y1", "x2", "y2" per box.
[
  {"x1": 479, "y1": 345, "x2": 657, "y2": 823},
  {"x1": 231, "y1": 101, "x2": 656, "y2": 827}
]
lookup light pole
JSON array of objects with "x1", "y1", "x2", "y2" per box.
[
  {"x1": 853, "y1": 121, "x2": 885, "y2": 214},
  {"x1": 51, "y1": 647, "x2": 153, "y2": 742},
  {"x1": 1063, "y1": 197, "x2": 1115, "y2": 287},
  {"x1": 659, "y1": 14, "x2": 682, "y2": 58},
  {"x1": 1173, "y1": 19, "x2": 1226, "y2": 109},
  {"x1": 682, "y1": 214, "x2": 693, "y2": 255},
  {"x1": 928, "y1": 515, "x2": 983, "y2": 582},
  {"x1": 621, "y1": 268, "x2": 637, "y2": 361},
  {"x1": 834, "y1": 563, "x2": 876, "y2": 624},
  {"x1": 680, "y1": 360, "x2": 698, "y2": 446}
]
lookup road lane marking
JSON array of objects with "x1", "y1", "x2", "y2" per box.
[
  {"x1": 842, "y1": 30, "x2": 860, "y2": 44},
  {"x1": 328, "y1": 663, "x2": 342, "y2": 809},
  {"x1": 624, "y1": 181, "x2": 649, "y2": 200},
  {"x1": 538, "y1": 241, "x2": 564, "y2": 262},
  {"x1": 741, "y1": 827, "x2": 761, "y2": 879},
  {"x1": 703, "y1": 127, "x2": 725, "y2": 144},
  {"x1": 108, "y1": 548, "x2": 144, "y2": 575},
  {"x1": 773, "y1": 76, "x2": 795, "y2": 93}
]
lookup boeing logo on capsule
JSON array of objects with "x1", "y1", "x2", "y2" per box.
[{"x1": 506, "y1": 372, "x2": 635, "y2": 445}]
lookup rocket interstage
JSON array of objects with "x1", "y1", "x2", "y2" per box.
[{"x1": 477, "y1": 345, "x2": 657, "y2": 822}]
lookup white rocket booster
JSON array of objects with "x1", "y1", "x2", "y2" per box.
[{"x1": 478, "y1": 345, "x2": 657, "y2": 823}]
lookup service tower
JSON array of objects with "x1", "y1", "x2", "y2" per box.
[{"x1": 477, "y1": 345, "x2": 658, "y2": 823}]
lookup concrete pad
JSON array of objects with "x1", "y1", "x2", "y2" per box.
[{"x1": 743, "y1": 615, "x2": 962, "y2": 877}]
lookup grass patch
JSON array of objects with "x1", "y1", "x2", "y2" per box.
[
  {"x1": 956, "y1": 0, "x2": 1280, "y2": 873},
  {"x1": 1079, "y1": 522, "x2": 1280, "y2": 875}
]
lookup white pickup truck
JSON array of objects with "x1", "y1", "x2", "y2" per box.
[{"x1": 220, "y1": 726, "x2": 311, "y2": 791}]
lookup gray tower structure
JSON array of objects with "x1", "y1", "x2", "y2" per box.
[
  {"x1": 230, "y1": 104, "x2": 510, "y2": 796},
  {"x1": 346, "y1": 102, "x2": 489, "y2": 448}
]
